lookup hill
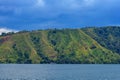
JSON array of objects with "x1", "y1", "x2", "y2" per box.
[
  {"x1": 0, "y1": 27, "x2": 120, "y2": 64},
  {"x1": 82, "y1": 26, "x2": 120, "y2": 54}
]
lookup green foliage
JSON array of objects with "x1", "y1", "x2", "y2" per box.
[
  {"x1": 0, "y1": 26, "x2": 120, "y2": 64},
  {"x1": 82, "y1": 26, "x2": 120, "y2": 54}
]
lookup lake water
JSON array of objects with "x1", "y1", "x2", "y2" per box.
[{"x1": 0, "y1": 64, "x2": 120, "y2": 80}]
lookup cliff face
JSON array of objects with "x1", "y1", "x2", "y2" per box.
[{"x1": 0, "y1": 27, "x2": 120, "y2": 64}]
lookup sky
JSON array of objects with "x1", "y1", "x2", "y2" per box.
[{"x1": 0, "y1": 0, "x2": 120, "y2": 33}]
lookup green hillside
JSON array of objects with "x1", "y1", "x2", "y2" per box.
[
  {"x1": 82, "y1": 26, "x2": 120, "y2": 54},
  {"x1": 0, "y1": 27, "x2": 120, "y2": 64}
]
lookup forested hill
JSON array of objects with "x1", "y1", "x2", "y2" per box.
[{"x1": 0, "y1": 26, "x2": 120, "y2": 64}]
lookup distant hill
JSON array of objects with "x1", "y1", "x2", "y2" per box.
[{"x1": 0, "y1": 26, "x2": 120, "y2": 64}]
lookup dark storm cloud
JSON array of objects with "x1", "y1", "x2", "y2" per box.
[{"x1": 0, "y1": 0, "x2": 120, "y2": 30}]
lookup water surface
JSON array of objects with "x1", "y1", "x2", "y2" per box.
[{"x1": 0, "y1": 64, "x2": 120, "y2": 80}]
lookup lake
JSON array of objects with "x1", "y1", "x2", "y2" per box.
[{"x1": 0, "y1": 64, "x2": 120, "y2": 80}]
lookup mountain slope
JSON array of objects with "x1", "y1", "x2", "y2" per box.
[
  {"x1": 82, "y1": 26, "x2": 120, "y2": 54},
  {"x1": 0, "y1": 27, "x2": 120, "y2": 64}
]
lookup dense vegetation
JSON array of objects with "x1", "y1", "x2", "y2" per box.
[
  {"x1": 82, "y1": 26, "x2": 120, "y2": 54},
  {"x1": 0, "y1": 26, "x2": 120, "y2": 64}
]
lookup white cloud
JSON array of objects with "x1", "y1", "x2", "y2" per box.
[
  {"x1": 35, "y1": 0, "x2": 45, "y2": 7},
  {"x1": 0, "y1": 28, "x2": 18, "y2": 35},
  {"x1": 83, "y1": 0, "x2": 96, "y2": 6},
  {"x1": 55, "y1": 0, "x2": 97, "y2": 11}
]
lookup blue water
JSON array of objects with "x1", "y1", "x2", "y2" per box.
[{"x1": 0, "y1": 64, "x2": 120, "y2": 80}]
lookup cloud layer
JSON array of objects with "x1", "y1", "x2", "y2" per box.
[
  {"x1": 0, "y1": 28, "x2": 17, "y2": 35},
  {"x1": 0, "y1": 0, "x2": 120, "y2": 30}
]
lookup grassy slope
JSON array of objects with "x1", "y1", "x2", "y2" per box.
[
  {"x1": 0, "y1": 27, "x2": 120, "y2": 64},
  {"x1": 47, "y1": 29, "x2": 120, "y2": 64},
  {"x1": 82, "y1": 26, "x2": 120, "y2": 54}
]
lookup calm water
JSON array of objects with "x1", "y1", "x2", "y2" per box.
[{"x1": 0, "y1": 64, "x2": 120, "y2": 80}]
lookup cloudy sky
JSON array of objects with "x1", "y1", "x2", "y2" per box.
[{"x1": 0, "y1": 0, "x2": 120, "y2": 32}]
